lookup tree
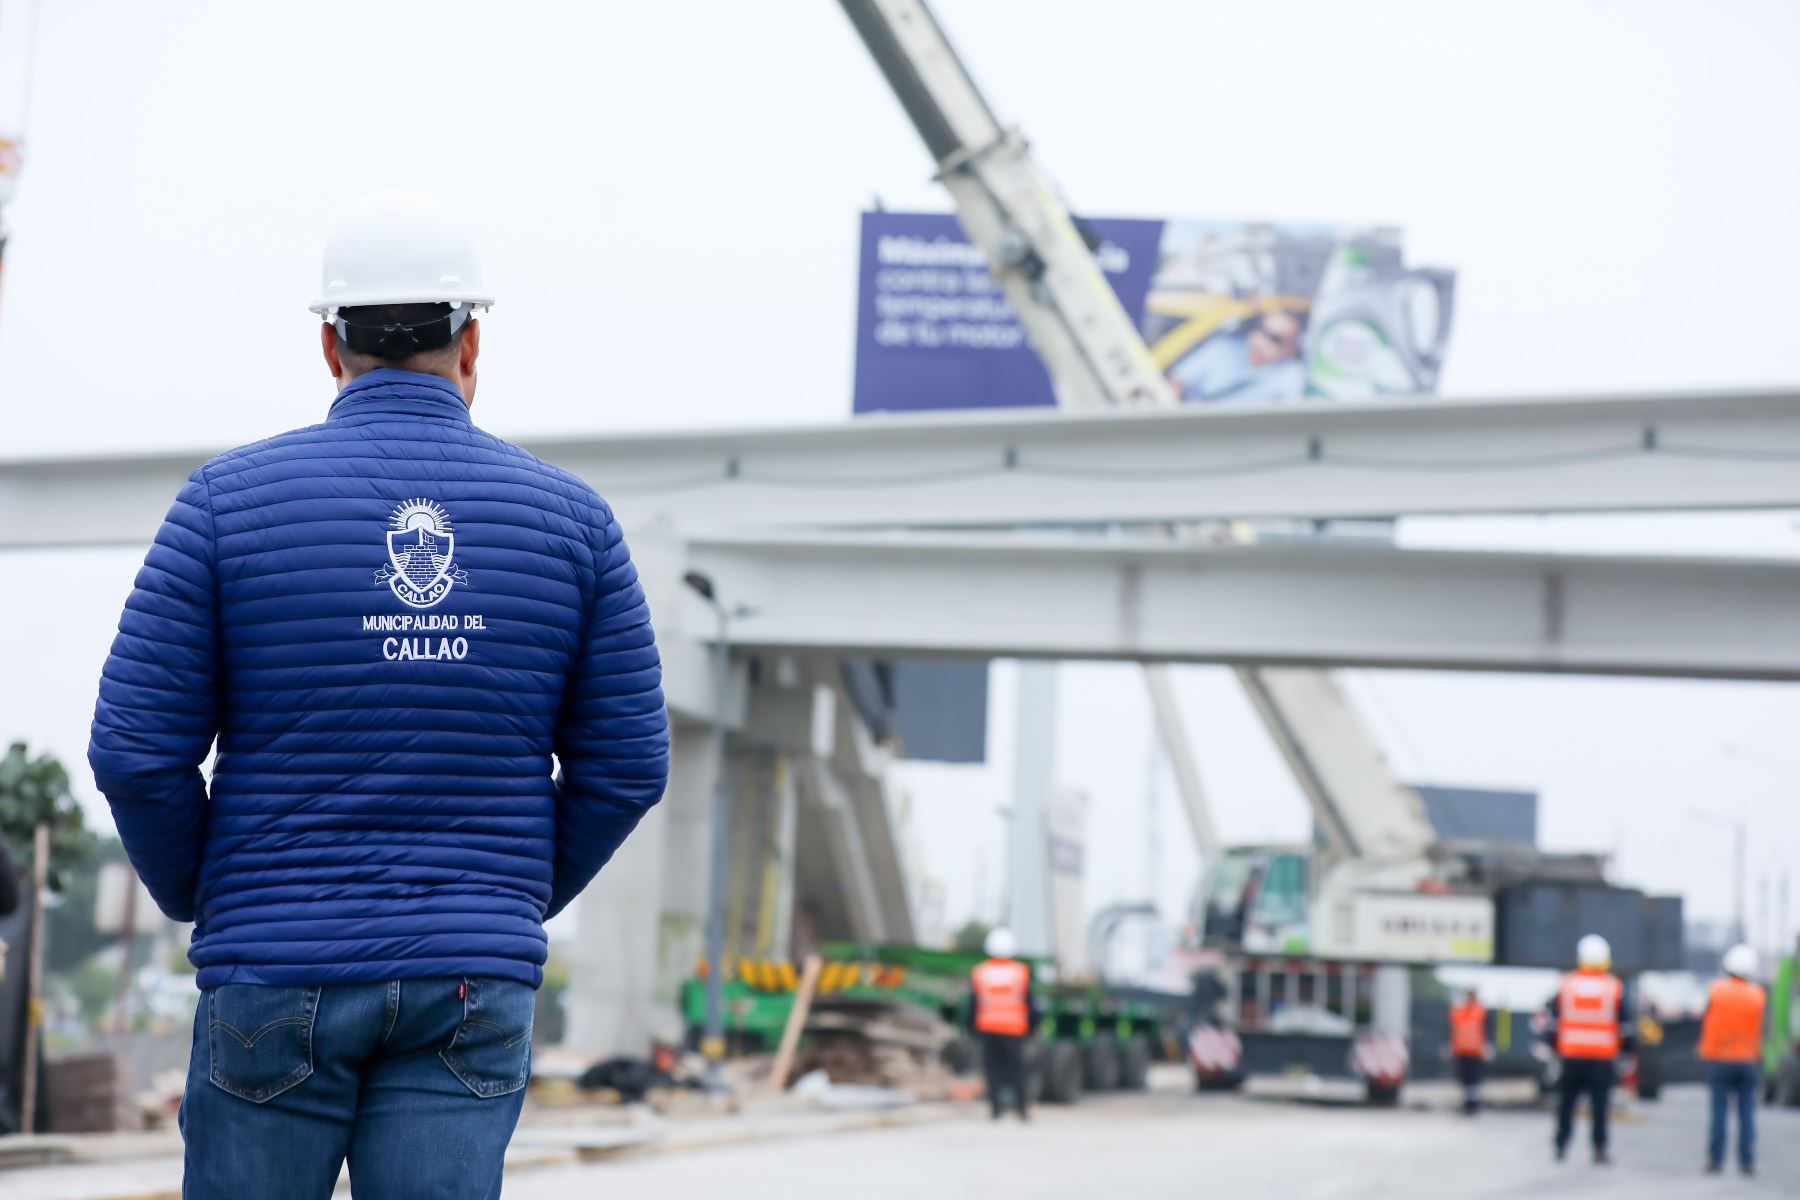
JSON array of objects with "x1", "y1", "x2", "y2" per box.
[{"x1": 0, "y1": 742, "x2": 97, "y2": 893}]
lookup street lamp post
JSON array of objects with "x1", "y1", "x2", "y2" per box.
[
  {"x1": 685, "y1": 570, "x2": 741, "y2": 1089},
  {"x1": 1688, "y1": 804, "x2": 1749, "y2": 947}
]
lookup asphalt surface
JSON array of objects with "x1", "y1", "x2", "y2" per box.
[{"x1": 510, "y1": 1083, "x2": 1794, "y2": 1200}]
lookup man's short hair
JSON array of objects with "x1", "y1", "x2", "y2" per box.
[{"x1": 333, "y1": 302, "x2": 471, "y2": 364}]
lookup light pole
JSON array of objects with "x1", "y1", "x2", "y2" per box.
[
  {"x1": 1714, "y1": 741, "x2": 1800, "y2": 948},
  {"x1": 684, "y1": 570, "x2": 746, "y2": 1088},
  {"x1": 1688, "y1": 805, "x2": 1748, "y2": 947}
]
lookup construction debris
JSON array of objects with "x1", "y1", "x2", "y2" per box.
[
  {"x1": 790, "y1": 1068, "x2": 911, "y2": 1111},
  {"x1": 783, "y1": 997, "x2": 959, "y2": 1096}
]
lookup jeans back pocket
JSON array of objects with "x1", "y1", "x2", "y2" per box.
[
  {"x1": 440, "y1": 977, "x2": 535, "y2": 1098},
  {"x1": 207, "y1": 984, "x2": 319, "y2": 1103}
]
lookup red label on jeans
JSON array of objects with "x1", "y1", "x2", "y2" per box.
[{"x1": 459, "y1": 981, "x2": 467, "y2": 1000}]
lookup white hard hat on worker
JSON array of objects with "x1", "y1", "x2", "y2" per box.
[
  {"x1": 1723, "y1": 943, "x2": 1757, "y2": 979},
  {"x1": 310, "y1": 190, "x2": 493, "y2": 314},
  {"x1": 985, "y1": 927, "x2": 1019, "y2": 959},
  {"x1": 1576, "y1": 934, "x2": 1611, "y2": 970},
  {"x1": 314, "y1": 191, "x2": 490, "y2": 400}
]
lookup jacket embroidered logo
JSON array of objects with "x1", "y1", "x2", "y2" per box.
[{"x1": 373, "y1": 498, "x2": 467, "y2": 608}]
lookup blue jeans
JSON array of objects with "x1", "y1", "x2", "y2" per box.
[
  {"x1": 180, "y1": 977, "x2": 534, "y2": 1199},
  {"x1": 1707, "y1": 1059, "x2": 1759, "y2": 1169}
]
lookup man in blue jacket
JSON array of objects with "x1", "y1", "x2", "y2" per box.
[{"x1": 89, "y1": 192, "x2": 670, "y2": 1199}]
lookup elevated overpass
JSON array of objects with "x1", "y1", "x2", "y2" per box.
[
  {"x1": 677, "y1": 531, "x2": 1800, "y2": 680},
  {"x1": 7, "y1": 387, "x2": 1800, "y2": 550},
  {"x1": 7, "y1": 385, "x2": 1800, "y2": 1053}
]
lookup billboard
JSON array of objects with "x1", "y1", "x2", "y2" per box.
[{"x1": 852, "y1": 212, "x2": 1454, "y2": 415}]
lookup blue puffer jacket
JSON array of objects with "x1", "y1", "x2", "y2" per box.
[{"x1": 89, "y1": 369, "x2": 669, "y2": 988}]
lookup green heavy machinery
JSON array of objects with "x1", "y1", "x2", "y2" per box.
[
  {"x1": 1766, "y1": 948, "x2": 1800, "y2": 1106},
  {"x1": 680, "y1": 942, "x2": 1179, "y2": 1103}
]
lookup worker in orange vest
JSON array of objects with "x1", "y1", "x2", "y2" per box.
[
  {"x1": 1546, "y1": 934, "x2": 1632, "y2": 1165},
  {"x1": 1448, "y1": 988, "x2": 1487, "y2": 1115},
  {"x1": 969, "y1": 927, "x2": 1038, "y2": 1121},
  {"x1": 1700, "y1": 944, "x2": 1766, "y2": 1177}
]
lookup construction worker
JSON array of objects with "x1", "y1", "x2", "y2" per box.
[
  {"x1": 1448, "y1": 987, "x2": 1487, "y2": 1115},
  {"x1": 969, "y1": 927, "x2": 1037, "y2": 1120},
  {"x1": 1699, "y1": 943, "x2": 1765, "y2": 1177},
  {"x1": 1545, "y1": 933, "x2": 1632, "y2": 1165},
  {"x1": 88, "y1": 192, "x2": 670, "y2": 1199}
]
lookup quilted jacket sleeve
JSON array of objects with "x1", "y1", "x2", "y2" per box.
[
  {"x1": 88, "y1": 469, "x2": 220, "y2": 923},
  {"x1": 547, "y1": 502, "x2": 670, "y2": 918}
]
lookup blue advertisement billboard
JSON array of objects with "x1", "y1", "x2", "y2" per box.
[{"x1": 851, "y1": 212, "x2": 1454, "y2": 415}]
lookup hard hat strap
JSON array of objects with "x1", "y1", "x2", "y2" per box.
[{"x1": 333, "y1": 303, "x2": 473, "y2": 359}]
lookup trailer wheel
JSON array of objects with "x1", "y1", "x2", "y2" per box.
[
  {"x1": 1119, "y1": 1036, "x2": 1152, "y2": 1091},
  {"x1": 1196, "y1": 1071, "x2": 1245, "y2": 1092},
  {"x1": 1027, "y1": 1041, "x2": 1049, "y2": 1102},
  {"x1": 1082, "y1": 1038, "x2": 1121, "y2": 1092},
  {"x1": 1365, "y1": 1082, "x2": 1401, "y2": 1108},
  {"x1": 1043, "y1": 1041, "x2": 1083, "y2": 1104},
  {"x1": 1780, "y1": 1056, "x2": 1800, "y2": 1108}
]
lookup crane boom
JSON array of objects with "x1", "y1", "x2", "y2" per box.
[
  {"x1": 839, "y1": 0, "x2": 1437, "y2": 937},
  {"x1": 1236, "y1": 667, "x2": 1435, "y2": 865}
]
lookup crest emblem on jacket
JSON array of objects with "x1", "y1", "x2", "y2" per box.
[{"x1": 373, "y1": 498, "x2": 468, "y2": 609}]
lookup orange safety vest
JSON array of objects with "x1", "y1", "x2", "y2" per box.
[
  {"x1": 1450, "y1": 1000, "x2": 1487, "y2": 1058},
  {"x1": 1698, "y1": 976, "x2": 1766, "y2": 1063},
  {"x1": 1556, "y1": 970, "x2": 1623, "y2": 1060},
  {"x1": 971, "y1": 957, "x2": 1031, "y2": 1037}
]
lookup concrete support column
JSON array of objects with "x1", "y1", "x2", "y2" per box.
[
  {"x1": 557, "y1": 716, "x2": 726, "y2": 1056},
  {"x1": 1008, "y1": 661, "x2": 1058, "y2": 956},
  {"x1": 560, "y1": 798, "x2": 670, "y2": 1055},
  {"x1": 559, "y1": 659, "x2": 913, "y2": 1054},
  {"x1": 724, "y1": 746, "x2": 773, "y2": 969},
  {"x1": 654, "y1": 722, "x2": 724, "y2": 1017},
  {"x1": 726, "y1": 749, "x2": 801, "y2": 965},
  {"x1": 763, "y1": 754, "x2": 798, "y2": 961}
]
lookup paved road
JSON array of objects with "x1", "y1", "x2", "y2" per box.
[{"x1": 510, "y1": 1084, "x2": 1792, "y2": 1200}]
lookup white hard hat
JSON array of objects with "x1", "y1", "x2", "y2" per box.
[
  {"x1": 310, "y1": 191, "x2": 493, "y2": 315},
  {"x1": 985, "y1": 927, "x2": 1018, "y2": 958},
  {"x1": 1723, "y1": 943, "x2": 1757, "y2": 978},
  {"x1": 1577, "y1": 934, "x2": 1611, "y2": 969}
]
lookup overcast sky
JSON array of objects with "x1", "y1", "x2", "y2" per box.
[{"x1": 2, "y1": 1, "x2": 1798, "y2": 949}]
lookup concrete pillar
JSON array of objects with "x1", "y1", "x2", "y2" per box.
[
  {"x1": 1008, "y1": 661, "x2": 1057, "y2": 956},
  {"x1": 560, "y1": 797, "x2": 670, "y2": 1055},
  {"x1": 727, "y1": 748, "x2": 798, "y2": 965},
  {"x1": 797, "y1": 756, "x2": 888, "y2": 940},
  {"x1": 555, "y1": 716, "x2": 726, "y2": 1056},
  {"x1": 653, "y1": 721, "x2": 721, "y2": 1015},
  {"x1": 724, "y1": 747, "x2": 771, "y2": 968},
  {"x1": 560, "y1": 661, "x2": 916, "y2": 1054},
  {"x1": 763, "y1": 754, "x2": 798, "y2": 961}
]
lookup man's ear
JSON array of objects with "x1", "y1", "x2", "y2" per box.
[
  {"x1": 322, "y1": 321, "x2": 344, "y2": 381},
  {"x1": 459, "y1": 318, "x2": 481, "y2": 378},
  {"x1": 457, "y1": 318, "x2": 481, "y2": 407}
]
